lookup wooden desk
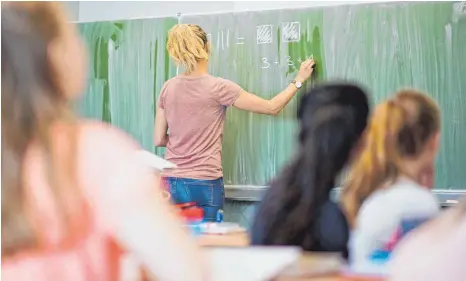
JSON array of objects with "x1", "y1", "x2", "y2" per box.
[{"x1": 198, "y1": 232, "x2": 385, "y2": 281}]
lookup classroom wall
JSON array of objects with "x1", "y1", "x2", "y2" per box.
[
  {"x1": 60, "y1": 1, "x2": 79, "y2": 21},
  {"x1": 74, "y1": 1, "x2": 374, "y2": 22}
]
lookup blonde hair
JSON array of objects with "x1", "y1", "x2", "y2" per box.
[
  {"x1": 167, "y1": 24, "x2": 209, "y2": 74},
  {"x1": 341, "y1": 89, "x2": 440, "y2": 227}
]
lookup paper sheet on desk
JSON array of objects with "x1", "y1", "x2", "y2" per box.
[
  {"x1": 136, "y1": 150, "x2": 177, "y2": 171},
  {"x1": 205, "y1": 246, "x2": 300, "y2": 281}
]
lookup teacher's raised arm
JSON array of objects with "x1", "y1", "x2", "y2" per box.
[{"x1": 232, "y1": 59, "x2": 315, "y2": 116}]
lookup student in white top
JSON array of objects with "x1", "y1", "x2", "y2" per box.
[{"x1": 341, "y1": 89, "x2": 442, "y2": 271}]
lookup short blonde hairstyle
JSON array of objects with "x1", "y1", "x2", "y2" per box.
[{"x1": 167, "y1": 24, "x2": 209, "y2": 74}]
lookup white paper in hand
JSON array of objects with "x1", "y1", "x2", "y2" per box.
[
  {"x1": 136, "y1": 150, "x2": 177, "y2": 171},
  {"x1": 205, "y1": 246, "x2": 301, "y2": 281}
]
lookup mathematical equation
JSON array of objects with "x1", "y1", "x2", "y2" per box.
[
  {"x1": 260, "y1": 56, "x2": 311, "y2": 69},
  {"x1": 207, "y1": 22, "x2": 302, "y2": 50}
]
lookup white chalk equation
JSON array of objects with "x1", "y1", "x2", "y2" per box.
[
  {"x1": 261, "y1": 56, "x2": 307, "y2": 69},
  {"x1": 204, "y1": 22, "x2": 303, "y2": 50},
  {"x1": 206, "y1": 31, "x2": 246, "y2": 50}
]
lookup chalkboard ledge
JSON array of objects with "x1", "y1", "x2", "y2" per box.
[{"x1": 225, "y1": 185, "x2": 465, "y2": 208}]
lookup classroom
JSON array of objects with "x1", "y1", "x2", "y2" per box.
[{"x1": 2, "y1": 1, "x2": 466, "y2": 281}]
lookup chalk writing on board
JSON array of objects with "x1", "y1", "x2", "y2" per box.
[
  {"x1": 261, "y1": 58, "x2": 271, "y2": 69},
  {"x1": 257, "y1": 25, "x2": 273, "y2": 44},
  {"x1": 261, "y1": 56, "x2": 308, "y2": 69},
  {"x1": 236, "y1": 37, "x2": 245, "y2": 45},
  {"x1": 285, "y1": 56, "x2": 294, "y2": 66},
  {"x1": 282, "y1": 22, "x2": 300, "y2": 42},
  {"x1": 205, "y1": 23, "x2": 310, "y2": 49},
  {"x1": 218, "y1": 30, "x2": 229, "y2": 50}
]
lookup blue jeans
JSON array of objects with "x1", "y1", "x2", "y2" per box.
[{"x1": 165, "y1": 177, "x2": 224, "y2": 222}]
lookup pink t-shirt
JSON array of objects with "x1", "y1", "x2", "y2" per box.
[
  {"x1": 159, "y1": 74, "x2": 242, "y2": 180},
  {"x1": 2, "y1": 122, "x2": 135, "y2": 281},
  {"x1": 2, "y1": 121, "x2": 205, "y2": 281}
]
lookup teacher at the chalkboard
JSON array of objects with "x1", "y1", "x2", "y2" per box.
[{"x1": 154, "y1": 24, "x2": 315, "y2": 222}]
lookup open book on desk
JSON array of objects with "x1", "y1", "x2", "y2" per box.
[{"x1": 204, "y1": 246, "x2": 301, "y2": 281}]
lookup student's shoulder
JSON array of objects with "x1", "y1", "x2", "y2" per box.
[
  {"x1": 368, "y1": 177, "x2": 435, "y2": 202},
  {"x1": 359, "y1": 178, "x2": 439, "y2": 221},
  {"x1": 390, "y1": 178, "x2": 438, "y2": 205},
  {"x1": 320, "y1": 200, "x2": 346, "y2": 219}
]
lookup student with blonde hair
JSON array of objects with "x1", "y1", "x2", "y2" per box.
[
  {"x1": 341, "y1": 90, "x2": 442, "y2": 270},
  {"x1": 2, "y1": 3, "x2": 207, "y2": 281},
  {"x1": 154, "y1": 24, "x2": 316, "y2": 221}
]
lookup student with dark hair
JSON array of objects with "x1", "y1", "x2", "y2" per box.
[{"x1": 250, "y1": 83, "x2": 370, "y2": 258}]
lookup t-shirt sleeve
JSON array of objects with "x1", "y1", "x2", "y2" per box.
[
  {"x1": 216, "y1": 78, "x2": 242, "y2": 107},
  {"x1": 157, "y1": 82, "x2": 169, "y2": 109}
]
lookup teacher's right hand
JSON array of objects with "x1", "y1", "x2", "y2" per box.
[{"x1": 296, "y1": 58, "x2": 316, "y2": 82}]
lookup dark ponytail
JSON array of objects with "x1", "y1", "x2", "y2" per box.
[{"x1": 251, "y1": 83, "x2": 369, "y2": 250}]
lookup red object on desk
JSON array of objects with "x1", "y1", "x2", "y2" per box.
[{"x1": 175, "y1": 202, "x2": 204, "y2": 222}]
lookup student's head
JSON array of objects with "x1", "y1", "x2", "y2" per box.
[
  {"x1": 167, "y1": 24, "x2": 209, "y2": 74},
  {"x1": 254, "y1": 83, "x2": 369, "y2": 248},
  {"x1": 342, "y1": 89, "x2": 441, "y2": 227},
  {"x1": 2, "y1": 2, "x2": 88, "y2": 256}
]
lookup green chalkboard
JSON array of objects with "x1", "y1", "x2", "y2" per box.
[
  {"x1": 77, "y1": 17, "x2": 178, "y2": 155},
  {"x1": 181, "y1": 2, "x2": 466, "y2": 189}
]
